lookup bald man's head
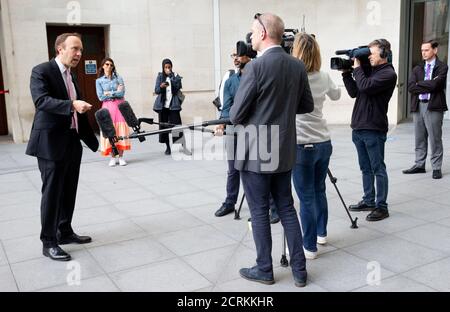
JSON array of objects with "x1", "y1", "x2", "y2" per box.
[{"x1": 259, "y1": 13, "x2": 285, "y2": 44}]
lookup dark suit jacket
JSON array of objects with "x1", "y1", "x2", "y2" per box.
[
  {"x1": 408, "y1": 58, "x2": 448, "y2": 112},
  {"x1": 26, "y1": 59, "x2": 98, "y2": 161},
  {"x1": 229, "y1": 46, "x2": 314, "y2": 173}
]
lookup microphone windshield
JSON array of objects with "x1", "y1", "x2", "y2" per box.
[
  {"x1": 95, "y1": 108, "x2": 116, "y2": 138},
  {"x1": 118, "y1": 101, "x2": 139, "y2": 128}
]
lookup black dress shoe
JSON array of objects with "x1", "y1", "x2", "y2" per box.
[
  {"x1": 164, "y1": 147, "x2": 171, "y2": 155},
  {"x1": 402, "y1": 166, "x2": 426, "y2": 174},
  {"x1": 366, "y1": 208, "x2": 389, "y2": 222},
  {"x1": 239, "y1": 266, "x2": 275, "y2": 285},
  {"x1": 349, "y1": 201, "x2": 375, "y2": 212},
  {"x1": 215, "y1": 203, "x2": 235, "y2": 217},
  {"x1": 58, "y1": 233, "x2": 92, "y2": 245},
  {"x1": 433, "y1": 170, "x2": 442, "y2": 179},
  {"x1": 270, "y1": 216, "x2": 280, "y2": 224},
  {"x1": 270, "y1": 211, "x2": 280, "y2": 224},
  {"x1": 294, "y1": 276, "x2": 307, "y2": 288},
  {"x1": 43, "y1": 246, "x2": 71, "y2": 261}
]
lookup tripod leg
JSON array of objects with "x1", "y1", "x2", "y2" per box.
[
  {"x1": 280, "y1": 228, "x2": 289, "y2": 267},
  {"x1": 234, "y1": 193, "x2": 245, "y2": 220},
  {"x1": 327, "y1": 168, "x2": 358, "y2": 229}
]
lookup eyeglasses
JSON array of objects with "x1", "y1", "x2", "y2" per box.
[
  {"x1": 254, "y1": 13, "x2": 267, "y2": 34},
  {"x1": 104, "y1": 63, "x2": 113, "y2": 67},
  {"x1": 230, "y1": 53, "x2": 238, "y2": 59}
]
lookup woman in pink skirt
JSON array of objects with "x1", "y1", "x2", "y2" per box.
[{"x1": 95, "y1": 58, "x2": 130, "y2": 166}]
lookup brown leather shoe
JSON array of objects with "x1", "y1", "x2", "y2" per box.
[{"x1": 366, "y1": 208, "x2": 389, "y2": 222}]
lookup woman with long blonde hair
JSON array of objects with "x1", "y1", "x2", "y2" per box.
[{"x1": 292, "y1": 33, "x2": 341, "y2": 260}]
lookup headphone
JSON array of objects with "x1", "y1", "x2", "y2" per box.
[{"x1": 374, "y1": 39, "x2": 391, "y2": 59}]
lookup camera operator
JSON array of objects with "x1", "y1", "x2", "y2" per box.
[
  {"x1": 341, "y1": 39, "x2": 397, "y2": 222},
  {"x1": 229, "y1": 13, "x2": 313, "y2": 287}
]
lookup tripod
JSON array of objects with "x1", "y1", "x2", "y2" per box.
[
  {"x1": 234, "y1": 168, "x2": 358, "y2": 227},
  {"x1": 233, "y1": 168, "x2": 359, "y2": 266},
  {"x1": 326, "y1": 168, "x2": 358, "y2": 229},
  {"x1": 279, "y1": 167, "x2": 358, "y2": 266}
]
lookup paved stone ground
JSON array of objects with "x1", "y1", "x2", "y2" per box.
[{"x1": 0, "y1": 121, "x2": 450, "y2": 292}]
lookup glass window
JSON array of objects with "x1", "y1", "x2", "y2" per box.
[{"x1": 412, "y1": 0, "x2": 448, "y2": 66}]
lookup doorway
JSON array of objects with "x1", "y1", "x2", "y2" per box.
[
  {"x1": 0, "y1": 53, "x2": 8, "y2": 135},
  {"x1": 402, "y1": 0, "x2": 449, "y2": 119},
  {"x1": 46, "y1": 25, "x2": 107, "y2": 132}
]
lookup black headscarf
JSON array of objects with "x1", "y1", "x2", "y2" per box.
[{"x1": 162, "y1": 58, "x2": 173, "y2": 79}]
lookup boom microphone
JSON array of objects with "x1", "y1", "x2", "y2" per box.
[
  {"x1": 118, "y1": 101, "x2": 146, "y2": 142},
  {"x1": 95, "y1": 108, "x2": 119, "y2": 157}
]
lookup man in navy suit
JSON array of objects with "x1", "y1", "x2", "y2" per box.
[
  {"x1": 26, "y1": 33, "x2": 98, "y2": 261},
  {"x1": 230, "y1": 13, "x2": 314, "y2": 287}
]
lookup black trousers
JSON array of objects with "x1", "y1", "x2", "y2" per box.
[
  {"x1": 37, "y1": 130, "x2": 82, "y2": 248},
  {"x1": 240, "y1": 170, "x2": 306, "y2": 280},
  {"x1": 158, "y1": 108, "x2": 183, "y2": 144}
]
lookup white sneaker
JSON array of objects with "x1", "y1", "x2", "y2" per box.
[
  {"x1": 119, "y1": 158, "x2": 127, "y2": 166},
  {"x1": 180, "y1": 146, "x2": 192, "y2": 155},
  {"x1": 317, "y1": 236, "x2": 327, "y2": 245},
  {"x1": 108, "y1": 158, "x2": 117, "y2": 167},
  {"x1": 303, "y1": 248, "x2": 317, "y2": 260}
]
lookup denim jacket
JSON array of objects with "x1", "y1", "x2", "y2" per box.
[
  {"x1": 153, "y1": 72, "x2": 183, "y2": 111},
  {"x1": 95, "y1": 74, "x2": 125, "y2": 102}
]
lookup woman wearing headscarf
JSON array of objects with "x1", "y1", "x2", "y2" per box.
[{"x1": 153, "y1": 58, "x2": 190, "y2": 155}]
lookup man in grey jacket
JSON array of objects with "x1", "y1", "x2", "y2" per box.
[{"x1": 229, "y1": 13, "x2": 314, "y2": 287}]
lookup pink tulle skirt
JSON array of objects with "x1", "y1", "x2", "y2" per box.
[{"x1": 100, "y1": 99, "x2": 131, "y2": 156}]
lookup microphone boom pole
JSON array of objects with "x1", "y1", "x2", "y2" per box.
[{"x1": 119, "y1": 118, "x2": 230, "y2": 140}]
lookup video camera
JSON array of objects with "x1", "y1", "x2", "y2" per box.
[
  {"x1": 236, "y1": 29, "x2": 299, "y2": 58},
  {"x1": 330, "y1": 46, "x2": 371, "y2": 71}
]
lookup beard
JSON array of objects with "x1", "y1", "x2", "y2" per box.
[{"x1": 239, "y1": 61, "x2": 248, "y2": 70}]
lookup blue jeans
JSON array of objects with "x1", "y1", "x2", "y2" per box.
[
  {"x1": 240, "y1": 170, "x2": 307, "y2": 280},
  {"x1": 292, "y1": 141, "x2": 332, "y2": 252},
  {"x1": 352, "y1": 130, "x2": 388, "y2": 211}
]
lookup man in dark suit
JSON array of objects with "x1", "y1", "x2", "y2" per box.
[
  {"x1": 26, "y1": 33, "x2": 99, "y2": 261},
  {"x1": 403, "y1": 40, "x2": 448, "y2": 179},
  {"x1": 229, "y1": 13, "x2": 314, "y2": 287}
]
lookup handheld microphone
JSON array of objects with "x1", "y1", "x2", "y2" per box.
[
  {"x1": 95, "y1": 108, "x2": 119, "y2": 157},
  {"x1": 118, "y1": 101, "x2": 146, "y2": 142}
]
